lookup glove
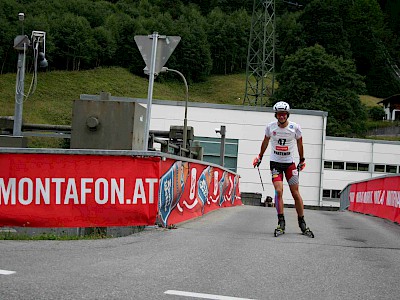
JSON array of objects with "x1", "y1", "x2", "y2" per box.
[
  {"x1": 297, "y1": 158, "x2": 306, "y2": 171},
  {"x1": 253, "y1": 154, "x2": 262, "y2": 168}
]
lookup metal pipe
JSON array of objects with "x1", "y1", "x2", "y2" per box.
[
  {"x1": 143, "y1": 32, "x2": 159, "y2": 151},
  {"x1": 219, "y1": 125, "x2": 226, "y2": 167},
  {"x1": 13, "y1": 49, "x2": 26, "y2": 136}
]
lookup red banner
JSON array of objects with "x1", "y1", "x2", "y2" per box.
[
  {"x1": 158, "y1": 159, "x2": 242, "y2": 227},
  {"x1": 0, "y1": 154, "x2": 160, "y2": 227},
  {"x1": 348, "y1": 176, "x2": 400, "y2": 223}
]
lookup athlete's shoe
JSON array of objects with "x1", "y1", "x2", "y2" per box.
[
  {"x1": 298, "y1": 216, "x2": 307, "y2": 233},
  {"x1": 278, "y1": 216, "x2": 286, "y2": 232}
]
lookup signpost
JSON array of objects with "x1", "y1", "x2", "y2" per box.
[{"x1": 134, "y1": 33, "x2": 181, "y2": 151}]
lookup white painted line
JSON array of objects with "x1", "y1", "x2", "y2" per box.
[
  {"x1": 164, "y1": 290, "x2": 256, "y2": 300},
  {"x1": 0, "y1": 269, "x2": 16, "y2": 275}
]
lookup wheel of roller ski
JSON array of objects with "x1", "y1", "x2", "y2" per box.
[
  {"x1": 274, "y1": 228, "x2": 284, "y2": 237},
  {"x1": 303, "y1": 228, "x2": 314, "y2": 238}
]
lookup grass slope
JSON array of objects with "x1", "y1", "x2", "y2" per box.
[{"x1": 0, "y1": 67, "x2": 245, "y2": 125}]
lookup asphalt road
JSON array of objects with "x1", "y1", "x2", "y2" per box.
[{"x1": 1, "y1": 205, "x2": 400, "y2": 300}]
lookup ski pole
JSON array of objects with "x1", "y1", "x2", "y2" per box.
[{"x1": 257, "y1": 166, "x2": 265, "y2": 191}]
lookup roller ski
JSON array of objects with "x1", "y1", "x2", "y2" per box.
[
  {"x1": 298, "y1": 216, "x2": 314, "y2": 238},
  {"x1": 274, "y1": 215, "x2": 285, "y2": 237},
  {"x1": 274, "y1": 225, "x2": 285, "y2": 237}
]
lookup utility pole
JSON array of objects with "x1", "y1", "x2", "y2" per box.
[{"x1": 13, "y1": 13, "x2": 29, "y2": 136}]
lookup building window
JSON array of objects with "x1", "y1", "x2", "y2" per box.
[
  {"x1": 194, "y1": 137, "x2": 238, "y2": 172},
  {"x1": 374, "y1": 165, "x2": 385, "y2": 172},
  {"x1": 323, "y1": 190, "x2": 331, "y2": 198},
  {"x1": 386, "y1": 165, "x2": 397, "y2": 173},
  {"x1": 346, "y1": 162, "x2": 357, "y2": 171},
  {"x1": 358, "y1": 163, "x2": 369, "y2": 172},
  {"x1": 323, "y1": 189, "x2": 341, "y2": 199},
  {"x1": 324, "y1": 161, "x2": 333, "y2": 169},
  {"x1": 333, "y1": 161, "x2": 345, "y2": 170}
]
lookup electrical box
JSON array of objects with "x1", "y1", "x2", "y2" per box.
[
  {"x1": 169, "y1": 125, "x2": 194, "y2": 145},
  {"x1": 70, "y1": 99, "x2": 146, "y2": 150}
]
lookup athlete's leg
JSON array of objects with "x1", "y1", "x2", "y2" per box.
[
  {"x1": 285, "y1": 163, "x2": 304, "y2": 217},
  {"x1": 285, "y1": 163, "x2": 310, "y2": 232},
  {"x1": 273, "y1": 180, "x2": 284, "y2": 215},
  {"x1": 270, "y1": 162, "x2": 284, "y2": 214},
  {"x1": 289, "y1": 183, "x2": 304, "y2": 217}
]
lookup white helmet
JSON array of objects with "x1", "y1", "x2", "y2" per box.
[{"x1": 273, "y1": 101, "x2": 290, "y2": 113}]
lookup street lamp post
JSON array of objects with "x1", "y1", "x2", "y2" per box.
[{"x1": 165, "y1": 68, "x2": 189, "y2": 155}]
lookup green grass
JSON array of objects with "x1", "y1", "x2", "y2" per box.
[
  {"x1": 359, "y1": 95, "x2": 383, "y2": 107},
  {"x1": 0, "y1": 226, "x2": 146, "y2": 240},
  {"x1": 0, "y1": 231, "x2": 108, "y2": 240},
  {"x1": 0, "y1": 67, "x2": 246, "y2": 125}
]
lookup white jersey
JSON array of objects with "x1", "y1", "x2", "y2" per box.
[{"x1": 265, "y1": 121, "x2": 302, "y2": 163}]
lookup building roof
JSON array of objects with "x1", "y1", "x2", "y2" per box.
[{"x1": 377, "y1": 94, "x2": 400, "y2": 105}]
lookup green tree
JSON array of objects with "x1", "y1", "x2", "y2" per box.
[
  {"x1": 0, "y1": 0, "x2": 21, "y2": 74},
  {"x1": 275, "y1": 11, "x2": 305, "y2": 71},
  {"x1": 337, "y1": 0, "x2": 398, "y2": 97},
  {"x1": 298, "y1": 0, "x2": 352, "y2": 59},
  {"x1": 169, "y1": 4, "x2": 212, "y2": 82},
  {"x1": 206, "y1": 8, "x2": 250, "y2": 74},
  {"x1": 274, "y1": 45, "x2": 367, "y2": 136},
  {"x1": 92, "y1": 26, "x2": 117, "y2": 67},
  {"x1": 104, "y1": 12, "x2": 140, "y2": 73},
  {"x1": 50, "y1": 13, "x2": 96, "y2": 70}
]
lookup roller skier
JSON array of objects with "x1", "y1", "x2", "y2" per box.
[{"x1": 253, "y1": 101, "x2": 314, "y2": 238}]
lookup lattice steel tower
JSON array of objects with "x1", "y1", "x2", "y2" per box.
[{"x1": 243, "y1": 0, "x2": 276, "y2": 107}]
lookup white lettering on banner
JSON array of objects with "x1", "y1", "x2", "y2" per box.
[
  {"x1": 36, "y1": 178, "x2": 50, "y2": 204},
  {"x1": 387, "y1": 191, "x2": 400, "y2": 208},
  {"x1": 81, "y1": 178, "x2": 93, "y2": 205},
  {"x1": 145, "y1": 178, "x2": 157, "y2": 204},
  {"x1": 356, "y1": 191, "x2": 373, "y2": 204},
  {"x1": 0, "y1": 177, "x2": 158, "y2": 206},
  {"x1": 373, "y1": 190, "x2": 385, "y2": 205},
  {"x1": 95, "y1": 178, "x2": 108, "y2": 205},
  {"x1": 19, "y1": 178, "x2": 33, "y2": 205},
  {"x1": 52, "y1": 178, "x2": 65, "y2": 204},
  {"x1": 132, "y1": 179, "x2": 145, "y2": 204},
  {"x1": 65, "y1": 178, "x2": 79, "y2": 204},
  {"x1": 111, "y1": 178, "x2": 124, "y2": 204}
]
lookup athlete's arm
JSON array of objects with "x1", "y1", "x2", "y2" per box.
[
  {"x1": 259, "y1": 135, "x2": 270, "y2": 157},
  {"x1": 296, "y1": 136, "x2": 304, "y2": 160}
]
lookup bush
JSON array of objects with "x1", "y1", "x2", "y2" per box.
[{"x1": 368, "y1": 106, "x2": 385, "y2": 121}]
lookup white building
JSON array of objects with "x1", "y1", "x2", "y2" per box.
[
  {"x1": 323, "y1": 137, "x2": 400, "y2": 206},
  {"x1": 80, "y1": 95, "x2": 400, "y2": 208}
]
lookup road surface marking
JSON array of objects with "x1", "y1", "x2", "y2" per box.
[
  {"x1": 0, "y1": 269, "x2": 16, "y2": 275},
  {"x1": 164, "y1": 290, "x2": 256, "y2": 300}
]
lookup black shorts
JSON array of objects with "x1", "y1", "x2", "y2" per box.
[{"x1": 270, "y1": 161, "x2": 299, "y2": 185}]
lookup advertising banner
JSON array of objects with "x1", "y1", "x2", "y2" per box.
[
  {"x1": 0, "y1": 154, "x2": 160, "y2": 227},
  {"x1": 348, "y1": 176, "x2": 400, "y2": 223},
  {"x1": 158, "y1": 158, "x2": 241, "y2": 227}
]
